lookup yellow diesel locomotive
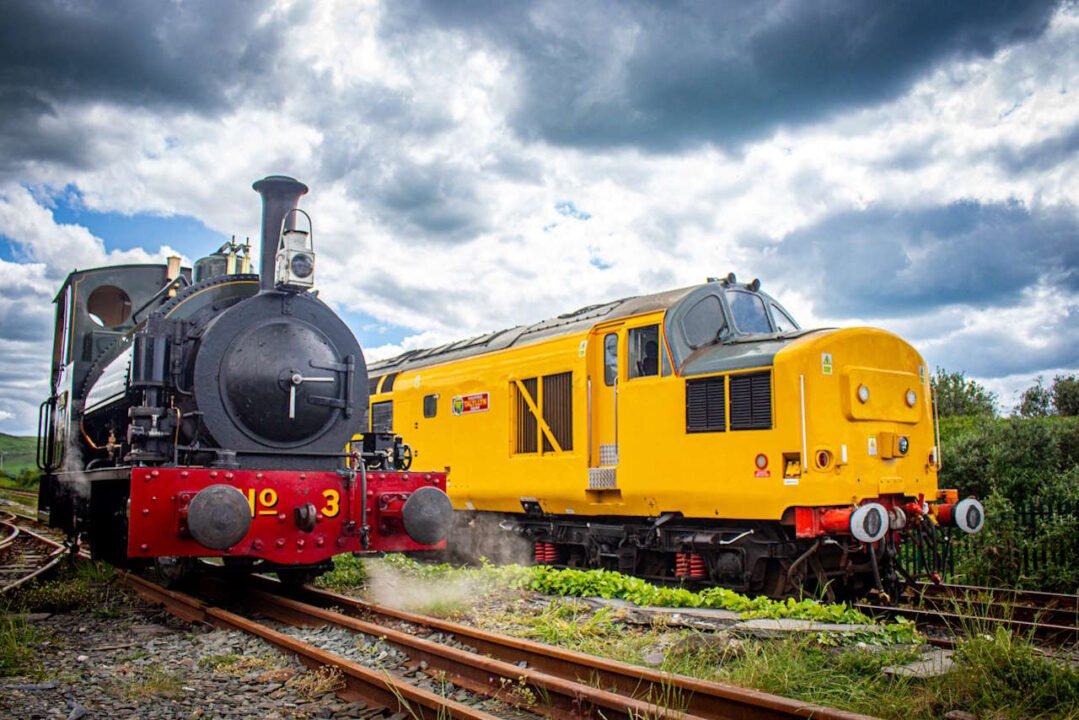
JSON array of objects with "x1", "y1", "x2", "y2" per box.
[{"x1": 364, "y1": 275, "x2": 984, "y2": 597}]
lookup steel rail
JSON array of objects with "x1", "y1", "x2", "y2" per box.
[
  {"x1": 913, "y1": 582, "x2": 1078, "y2": 612},
  {"x1": 0, "y1": 518, "x2": 20, "y2": 550},
  {"x1": 250, "y1": 588, "x2": 703, "y2": 720},
  {"x1": 0, "y1": 518, "x2": 67, "y2": 594},
  {"x1": 854, "y1": 601, "x2": 1077, "y2": 644},
  {"x1": 119, "y1": 572, "x2": 503, "y2": 720},
  {"x1": 265, "y1": 579, "x2": 876, "y2": 720},
  {"x1": 912, "y1": 583, "x2": 1078, "y2": 632},
  {"x1": 0, "y1": 487, "x2": 39, "y2": 501}
]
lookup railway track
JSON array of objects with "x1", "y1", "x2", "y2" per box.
[
  {"x1": 0, "y1": 486, "x2": 39, "y2": 515},
  {"x1": 121, "y1": 571, "x2": 875, "y2": 720},
  {"x1": 0, "y1": 486, "x2": 38, "y2": 503},
  {"x1": 0, "y1": 511, "x2": 67, "y2": 594},
  {"x1": 855, "y1": 582, "x2": 1079, "y2": 644}
]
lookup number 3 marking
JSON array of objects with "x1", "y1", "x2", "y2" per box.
[{"x1": 321, "y1": 489, "x2": 340, "y2": 518}]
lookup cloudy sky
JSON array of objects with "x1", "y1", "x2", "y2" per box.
[{"x1": 1, "y1": 0, "x2": 1077, "y2": 435}]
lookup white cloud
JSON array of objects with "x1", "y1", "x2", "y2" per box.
[{"x1": 0, "y1": 0, "x2": 1077, "y2": 433}]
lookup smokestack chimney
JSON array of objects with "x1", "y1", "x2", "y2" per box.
[{"x1": 252, "y1": 175, "x2": 309, "y2": 292}]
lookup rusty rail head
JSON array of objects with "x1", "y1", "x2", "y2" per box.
[
  {"x1": 0, "y1": 518, "x2": 67, "y2": 594},
  {"x1": 118, "y1": 572, "x2": 499, "y2": 720},
  {"x1": 250, "y1": 588, "x2": 701, "y2": 720},
  {"x1": 265, "y1": 579, "x2": 878, "y2": 720},
  {"x1": 0, "y1": 519, "x2": 19, "y2": 551}
]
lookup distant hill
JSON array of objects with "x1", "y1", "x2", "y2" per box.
[{"x1": 0, "y1": 433, "x2": 38, "y2": 477}]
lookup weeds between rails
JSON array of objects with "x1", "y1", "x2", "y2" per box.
[
  {"x1": 314, "y1": 553, "x2": 1079, "y2": 720},
  {"x1": 855, "y1": 582, "x2": 1079, "y2": 646}
]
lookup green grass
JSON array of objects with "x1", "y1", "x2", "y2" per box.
[
  {"x1": 199, "y1": 653, "x2": 284, "y2": 676},
  {"x1": 370, "y1": 554, "x2": 920, "y2": 644},
  {"x1": 0, "y1": 434, "x2": 38, "y2": 480},
  {"x1": 354, "y1": 555, "x2": 1079, "y2": 719},
  {"x1": 0, "y1": 617, "x2": 43, "y2": 678},
  {"x1": 109, "y1": 666, "x2": 184, "y2": 700},
  {"x1": 712, "y1": 637, "x2": 925, "y2": 717},
  {"x1": 477, "y1": 597, "x2": 1079, "y2": 719},
  {"x1": 5, "y1": 561, "x2": 116, "y2": 614},
  {"x1": 948, "y1": 628, "x2": 1079, "y2": 717}
]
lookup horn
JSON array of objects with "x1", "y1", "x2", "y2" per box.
[{"x1": 252, "y1": 175, "x2": 309, "y2": 292}]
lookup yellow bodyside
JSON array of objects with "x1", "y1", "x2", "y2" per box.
[{"x1": 365, "y1": 313, "x2": 938, "y2": 522}]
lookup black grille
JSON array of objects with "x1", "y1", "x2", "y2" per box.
[
  {"x1": 686, "y1": 377, "x2": 726, "y2": 433},
  {"x1": 730, "y1": 371, "x2": 772, "y2": 430},
  {"x1": 515, "y1": 378, "x2": 538, "y2": 453},
  {"x1": 542, "y1": 372, "x2": 573, "y2": 452},
  {"x1": 368, "y1": 377, "x2": 381, "y2": 395},
  {"x1": 381, "y1": 372, "x2": 399, "y2": 392}
]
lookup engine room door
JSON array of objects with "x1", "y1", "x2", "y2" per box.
[{"x1": 587, "y1": 326, "x2": 621, "y2": 490}]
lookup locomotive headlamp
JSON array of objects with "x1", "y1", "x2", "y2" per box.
[
  {"x1": 850, "y1": 502, "x2": 889, "y2": 544},
  {"x1": 290, "y1": 252, "x2": 314, "y2": 279},
  {"x1": 897, "y1": 436, "x2": 909, "y2": 455},
  {"x1": 905, "y1": 389, "x2": 917, "y2": 407},
  {"x1": 857, "y1": 384, "x2": 870, "y2": 404},
  {"x1": 275, "y1": 209, "x2": 316, "y2": 291}
]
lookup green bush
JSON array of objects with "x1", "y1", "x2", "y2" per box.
[
  {"x1": 939, "y1": 416, "x2": 1079, "y2": 592},
  {"x1": 376, "y1": 555, "x2": 921, "y2": 645}
]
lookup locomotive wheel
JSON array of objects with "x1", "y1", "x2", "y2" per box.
[
  {"x1": 277, "y1": 569, "x2": 315, "y2": 590},
  {"x1": 154, "y1": 557, "x2": 197, "y2": 589}
]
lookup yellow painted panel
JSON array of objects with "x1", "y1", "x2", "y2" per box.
[
  {"x1": 844, "y1": 367, "x2": 922, "y2": 424},
  {"x1": 361, "y1": 319, "x2": 940, "y2": 524}
]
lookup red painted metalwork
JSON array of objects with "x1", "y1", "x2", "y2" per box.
[
  {"x1": 533, "y1": 541, "x2": 558, "y2": 564},
  {"x1": 688, "y1": 553, "x2": 707, "y2": 579},
  {"x1": 126, "y1": 466, "x2": 447, "y2": 564},
  {"x1": 674, "y1": 552, "x2": 707, "y2": 579},
  {"x1": 820, "y1": 508, "x2": 854, "y2": 534},
  {"x1": 794, "y1": 507, "x2": 821, "y2": 538}
]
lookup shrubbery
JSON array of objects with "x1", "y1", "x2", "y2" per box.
[
  {"x1": 0, "y1": 468, "x2": 39, "y2": 489},
  {"x1": 939, "y1": 415, "x2": 1079, "y2": 592}
]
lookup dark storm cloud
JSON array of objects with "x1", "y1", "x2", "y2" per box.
[
  {"x1": 995, "y1": 123, "x2": 1079, "y2": 173},
  {"x1": 0, "y1": 303, "x2": 51, "y2": 343},
  {"x1": 361, "y1": 273, "x2": 474, "y2": 329},
  {"x1": 0, "y1": 0, "x2": 302, "y2": 170},
  {"x1": 341, "y1": 158, "x2": 492, "y2": 242},
  {"x1": 930, "y1": 320, "x2": 1079, "y2": 378},
  {"x1": 756, "y1": 200, "x2": 1079, "y2": 317},
  {"x1": 382, "y1": 0, "x2": 1061, "y2": 151}
]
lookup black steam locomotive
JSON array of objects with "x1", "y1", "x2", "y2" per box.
[{"x1": 37, "y1": 176, "x2": 452, "y2": 582}]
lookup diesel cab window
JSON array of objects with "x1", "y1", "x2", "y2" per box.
[
  {"x1": 604, "y1": 333, "x2": 618, "y2": 386},
  {"x1": 629, "y1": 325, "x2": 660, "y2": 379}
]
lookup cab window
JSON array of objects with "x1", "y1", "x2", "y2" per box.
[
  {"x1": 682, "y1": 295, "x2": 727, "y2": 348},
  {"x1": 725, "y1": 290, "x2": 772, "y2": 334},
  {"x1": 628, "y1": 325, "x2": 660, "y2": 379},
  {"x1": 771, "y1": 304, "x2": 798, "y2": 332},
  {"x1": 371, "y1": 401, "x2": 393, "y2": 432},
  {"x1": 603, "y1": 333, "x2": 618, "y2": 386}
]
